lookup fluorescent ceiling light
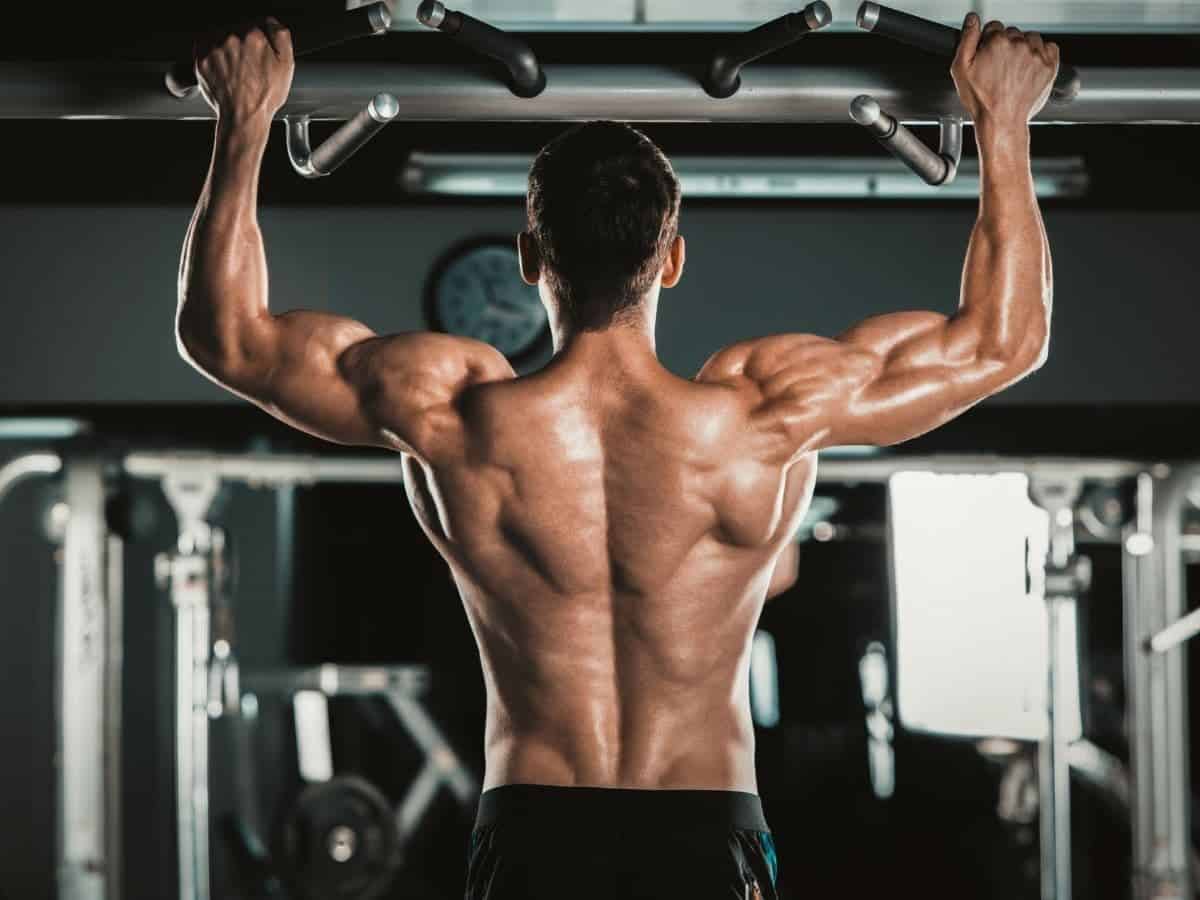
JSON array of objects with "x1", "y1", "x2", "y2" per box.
[
  {"x1": 0, "y1": 418, "x2": 89, "y2": 439},
  {"x1": 401, "y1": 152, "x2": 1088, "y2": 200}
]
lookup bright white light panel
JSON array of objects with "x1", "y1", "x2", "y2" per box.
[{"x1": 888, "y1": 471, "x2": 1082, "y2": 742}]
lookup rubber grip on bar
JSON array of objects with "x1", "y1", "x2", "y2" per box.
[
  {"x1": 706, "y1": 1, "x2": 833, "y2": 98},
  {"x1": 166, "y1": 2, "x2": 392, "y2": 99},
  {"x1": 857, "y1": 2, "x2": 1081, "y2": 103},
  {"x1": 419, "y1": 2, "x2": 545, "y2": 98}
]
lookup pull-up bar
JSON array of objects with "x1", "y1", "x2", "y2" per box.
[{"x1": 2, "y1": 62, "x2": 1197, "y2": 124}]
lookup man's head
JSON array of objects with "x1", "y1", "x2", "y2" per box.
[{"x1": 519, "y1": 121, "x2": 684, "y2": 333}]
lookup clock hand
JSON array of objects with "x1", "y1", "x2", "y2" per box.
[
  {"x1": 485, "y1": 307, "x2": 530, "y2": 324},
  {"x1": 481, "y1": 279, "x2": 498, "y2": 307},
  {"x1": 493, "y1": 297, "x2": 526, "y2": 314}
]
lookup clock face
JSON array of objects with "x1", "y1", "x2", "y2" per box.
[{"x1": 427, "y1": 241, "x2": 548, "y2": 361}]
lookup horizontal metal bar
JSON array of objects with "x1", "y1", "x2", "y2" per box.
[
  {"x1": 0, "y1": 452, "x2": 61, "y2": 505},
  {"x1": 124, "y1": 450, "x2": 1148, "y2": 487},
  {"x1": 817, "y1": 455, "x2": 1148, "y2": 482},
  {"x1": 3, "y1": 62, "x2": 1199, "y2": 124},
  {"x1": 241, "y1": 664, "x2": 429, "y2": 697},
  {"x1": 1148, "y1": 607, "x2": 1200, "y2": 654},
  {"x1": 125, "y1": 452, "x2": 406, "y2": 485}
]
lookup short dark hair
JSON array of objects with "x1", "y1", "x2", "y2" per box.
[{"x1": 527, "y1": 121, "x2": 681, "y2": 328}]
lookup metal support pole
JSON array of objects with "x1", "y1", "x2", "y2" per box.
[
  {"x1": 104, "y1": 534, "x2": 123, "y2": 900},
  {"x1": 1029, "y1": 477, "x2": 1086, "y2": 900},
  {"x1": 57, "y1": 458, "x2": 118, "y2": 900},
  {"x1": 1123, "y1": 467, "x2": 1196, "y2": 900},
  {"x1": 384, "y1": 691, "x2": 478, "y2": 843},
  {"x1": 155, "y1": 469, "x2": 221, "y2": 900}
]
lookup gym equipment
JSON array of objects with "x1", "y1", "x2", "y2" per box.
[
  {"x1": 1029, "y1": 477, "x2": 1088, "y2": 900},
  {"x1": 129, "y1": 452, "x2": 477, "y2": 900},
  {"x1": 1124, "y1": 468, "x2": 1198, "y2": 900},
  {"x1": 15, "y1": 445, "x2": 1190, "y2": 900},
  {"x1": 857, "y1": 2, "x2": 1081, "y2": 103},
  {"x1": 703, "y1": 2, "x2": 832, "y2": 99},
  {"x1": 0, "y1": 453, "x2": 123, "y2": 900},
  {"x1": 164, "y1": 3, "x2": 393, "y2": 99},
  {"x1": 4, "y1": 63, "x2": 1195, "y2": 123},
  {"x1": 851, "y1": 2, "x2": 1079, "y2": 186},
  {"x1": 274, "y1": 775, "x2": 402, "y2": 900},
  {"x1": 850, "y1": 95, "x2": 962, "y2": 186},
  {"x1": 285, "y1": 93, "x2": 400, "y2": 179},
  {"x1": 167, "y1": 4, "x2": 396, "y2": 179},
  {"x1": 417, "y1": 1, "x2": 545, "y2": 98}
]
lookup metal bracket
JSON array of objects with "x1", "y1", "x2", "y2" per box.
[
  {"x1": 285, "y1": 93, "x2": 399, "y2": 179},
  {"x1": 161, "y1": 466, "x2": 220, "y2": 553},
  {"x1": 850, "y1": 96, "x2": 962, "y2": 186}
]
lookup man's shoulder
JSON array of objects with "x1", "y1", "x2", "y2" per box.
[{"x1": 695, "y1": 334, "x2": 836, "y2": 387}]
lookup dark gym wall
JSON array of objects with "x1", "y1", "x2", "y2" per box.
[
  {"x1": 0, "y1": 203, "x2": 1196, "y2": 406},
  {"x1": 0, "y1": 474, "x2": 57, "y2": 896}
]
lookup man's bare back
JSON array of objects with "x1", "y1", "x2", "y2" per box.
[
  {"x1": 404, "y1": 334, "x2": 816, "y2": 791},
  {"x1": 175, "y1": 12, "x2": 1057, "y2": 895}
]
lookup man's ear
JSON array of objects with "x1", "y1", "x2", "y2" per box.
[
  {"x1": 660, "y1": 234, "x2": 686, "y2": 289},
  {"x1": 517, "y1": 232, "x2": 540, "y2": 286}
]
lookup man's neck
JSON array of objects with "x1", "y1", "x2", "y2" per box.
[
  {"x1": 551, "y1": 301, "x2": 657, "y2": 356},
  {"x1": 554, "y1": 322, "x2": 658, "y2": 367}
]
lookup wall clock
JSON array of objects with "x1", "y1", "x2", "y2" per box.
[{"x1": 424, "y1": 238, "x2": 550, "y2": 362}]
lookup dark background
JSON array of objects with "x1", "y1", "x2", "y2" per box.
[{"x1": 0, "y1": 4, "x2": 1197, "y2": 899}]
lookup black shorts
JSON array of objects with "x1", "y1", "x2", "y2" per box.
[{"x1": 464, "y1": 784, "x2": 779, "y2": 899}]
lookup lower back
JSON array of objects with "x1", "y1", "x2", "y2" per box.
[{"x1": 464, "y1": 579, "x2": 763, "y2": 793}]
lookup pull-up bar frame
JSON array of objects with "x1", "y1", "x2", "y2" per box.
[{"x1": 3, "y1": 63, "x2": 1199, "y2": 124}]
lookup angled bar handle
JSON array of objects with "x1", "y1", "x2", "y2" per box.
[
  {"x1": 166, "y1": 2, "x2": 392, "y2": 99},
  {"x1": 850, "y1": 95, "x2": 962, "y2": 186},
  {"x1": 285, "y1": 93, "x2": 399, "y2": 179},
  {"x1": 857, "y1": 2, "x2": 1081, "y2": 103},
  {"x1": 416, "y1": 1, "x2": 546, "y2": 98},
  {"x1": 704, "y1": 2, "x2": 833, "y2": 99}
]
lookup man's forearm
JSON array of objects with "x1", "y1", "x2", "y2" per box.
[
  {"x1": 955, "y1": 119, "x2": 1052, "y2": 367},
  {"x1": 176, "y1": 115, "x2": 274, "y2": 376}
]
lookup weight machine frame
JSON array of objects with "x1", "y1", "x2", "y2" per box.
[
  {"x1": 124, "y1": 452, "x2": 479, "y2": 900},
  {"x1": 3, "y1": 448, "x2": 1195, "y2": 900},
  {"x1": 0, "y1": 452, "x2": 122, "y2": 900}
]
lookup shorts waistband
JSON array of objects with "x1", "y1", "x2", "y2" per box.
[{"x1": 474, "y1": 784, "x2": 769, "y2": 832}]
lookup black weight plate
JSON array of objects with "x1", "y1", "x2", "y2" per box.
[{"x1": 274, "y1": 774, "x2": 403, "y2": 900}]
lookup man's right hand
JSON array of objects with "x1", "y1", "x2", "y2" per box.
[
  {"x1": 951, "y1": 13, "x2": 1059, "y2": 129},
  {"x1": 196, "y1": 20, "x2": 294, "y2": 127}
]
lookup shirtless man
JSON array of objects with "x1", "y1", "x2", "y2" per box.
[{"x1": 177, "y1": 14, "x2": 1055, "y2": 898}]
